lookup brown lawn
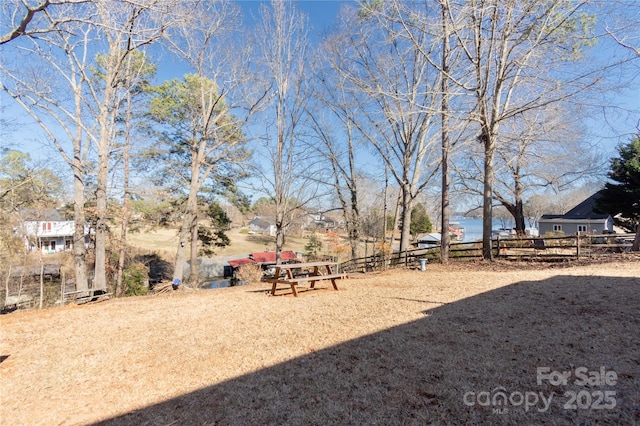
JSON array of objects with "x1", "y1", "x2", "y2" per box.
[
  {"x1": 126, "y1": 227, "x2": 309, "y2": 261},
  {"x1": 1, "y1": 258, "x2": 639, "y2": 425}
]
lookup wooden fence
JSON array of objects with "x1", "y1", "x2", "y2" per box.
[{"x1": 339, "y1": 233, "x2": 635, "y2": 273}]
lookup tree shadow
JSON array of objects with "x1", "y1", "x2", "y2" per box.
[
  {"x1": 96, "y1": 275, "x2": 639, "y2": 425},
  {"x1": 246, "y1": 234, "x2": 277, "y2": 246},
  {"x1": 134, "y1": 253, "x2": 173, "y2": 286}
]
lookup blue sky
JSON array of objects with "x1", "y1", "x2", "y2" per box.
[
  {"x1": 241, "y1": 0, "x2": 351, "y2": 30},
  {"x1": 2, "y1": 0, "x2": 638, "y2": 190},
  {"x1": 1, "y1": 1, "x2": 355, "y2": 161}
]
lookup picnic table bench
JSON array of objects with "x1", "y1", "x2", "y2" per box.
[{"x1": 265, "y1": 261, "x2": 347, "y2": 297}]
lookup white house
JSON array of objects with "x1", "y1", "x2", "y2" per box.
[{"x1": 20, "y1": 210, "x2": 87, "y2": 254}]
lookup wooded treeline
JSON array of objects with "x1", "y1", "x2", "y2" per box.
[{"x1": 1, "y1": 0, "x2": 638, "y2": 290}]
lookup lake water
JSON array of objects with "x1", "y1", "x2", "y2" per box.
[{"x1": 453, "y1": 217, "x2": 516, "y2": 242}]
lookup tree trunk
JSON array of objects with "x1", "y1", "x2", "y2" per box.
[
  {"x1": 115, "y1": 91, "x2": 133, "y2": 298},
  {"x1": 348, "y1": 205, "x2": 359, "y2": 260},
  {"x1": 173, "y1": 189, "x2": 198, "y2": 285},
  {"x1": 190, "y1": 219, "x2": 199, "y2": 285},
  {"x1": 440, "y1": 0, "x2": 451, "y2": 263},
  {"x1": 275, "y1": 209, "x2": 285, "y2": 264},
  {"x1": 93, "y1": 60, "x2": 118, "y2": 293},
  {"x1": 39, "y1": 262, "x2": 44, "y2": 309},
  {"x1": 482, "y1": 137, "x2": 495, "y2": 261},
  {"x1": 389, "y1": 190, "x2": 402, "y2": 254},
  {"x1": 173, "y1": 147, "x2": 203, "y2": 285},
  {"x1": 172, "y1": 211, "x2": 192, "y2": 285},
  {"x1": 514, "y1": 198, "x2": 526, "y2": 236},
  {"x1": 398, "y1": 182, "x2": 413, "y2": 257},
  {"x1": 93, "y1": 138, "x2": 109, "y2": 292},
  {"x1": 72, "y1": 155, "x2": 88, "y2": 293},
  {"x1": 504, "y1": 199, "x2": 526, "y2": 237}
]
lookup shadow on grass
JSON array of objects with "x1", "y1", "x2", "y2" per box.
[
  {"x1": 96, "y1": 275, "x2": 639, "y2": 425},
  {"x1": 245, "y1": 234, "x2": 277, "y2": 246},
  {"x1": 134, "y1": 253, "x2": 173, "y2": 285}
]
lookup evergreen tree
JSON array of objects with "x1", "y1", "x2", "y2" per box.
[
  {"x1": 595, "y1": 136, "x2": 640, "y2": 251},
  {"x1": 410, "y1": 204, "x2": 432, "y2": 239},
  {"x1": 198, "y1": 200, "x2": 231, "y2": 257}
]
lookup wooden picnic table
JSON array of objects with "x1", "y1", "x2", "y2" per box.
[{"x1": 265, "y1": 261, "x2": 347, "y2": 297}]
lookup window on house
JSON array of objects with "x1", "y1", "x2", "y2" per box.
[
  {"x1": 577, "y1": 225, "x2": 588, "y2": 233},
  {"x1": 65, "y1": 240, "x2": 71, "y2": 250},
  {"x1": 42, "y1": 223, "x2": 46, "y2": 231},
  {"x1": 553, "y1": 225, "x2": 562, "y2": 232}
]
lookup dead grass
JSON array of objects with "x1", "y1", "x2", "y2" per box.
[
  {"x1": 236, "y1": 264, "x2": 264, "y2": 283},
  {"x1": 0, "y1": 258, "x2": 639, "y2": 425},
  {"x1": 126, "y1": 227, "x2": 309, "y2": 259}
]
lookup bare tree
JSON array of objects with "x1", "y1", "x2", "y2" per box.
[
  {"x1": 603, "y1": 0, "x2": 640, "y2": 57},
  {"x1": 2, "y1": 0, "x2": 175, "y2": 292},
  {"x1": 442, "y1": 0, "x2": 615, "y2": 259},
  {"x1": 439, "y1": 0, "x2": 453, "y2": 262},
  {"x1": 324, "y1": 4, "x2": 442, "y2": 256},
  {"x1": 82, "y1": 0, "x2": 173, "y2": 292},
  {"x1": 455, "y1": 108, "x2": 604, "y2": 234},
  {"x1": 0, "y1": 0, "x2": 88, "y2": 45},
  {"x1": 1, "y1": 2, "x2": 95, "y2": 292},
  {"x1": 362, "y1": 0, "x2": 472, "y2": 262},
  {"x1": 108, "y1": 51, "x2": 156, "y2": 297},
  {"x1": 306, "y1": 59, "x2": 364, "y2": 260},
  {"x1": 156, "y1": 0, "x2": 265, "y2": 285},
  {"x1": 252, "y1": 0, "x2": 317, "y2": 263}
]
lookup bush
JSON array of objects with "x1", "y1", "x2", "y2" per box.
[
  {"x1": 304, "y1": 233, "x2": 323, "y2": 260},
  {"x1": 122, "y1": 262, "x2": 149, "y2": 296},
  {"x1": 236, "y1": 264, "x2": 263, "y2": 283}
]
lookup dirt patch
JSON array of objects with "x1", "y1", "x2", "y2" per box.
[{"x1": 1, "y1": 259, "x2": 639, "y2": 425}]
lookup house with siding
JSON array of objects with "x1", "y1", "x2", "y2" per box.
[
  {"x1": 538, "y1": 192, "x2": 614, "y2": 235},
  {"x1": 248, "y1": 216, "x2": 276, "y2": 236},
  {"x1": 20, "y1": 210, "x2": 88, "y2": 254}
]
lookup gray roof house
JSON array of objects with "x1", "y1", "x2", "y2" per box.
[
  {"x1": 538, "y1": 192, "x2": 614, "y2": 236},
  {"x1": 248, "y1": 216, "x2": 276, "y2": 236}
]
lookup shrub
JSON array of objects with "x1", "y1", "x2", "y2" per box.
[
  {"x1": 304, "y1": 233, "x2": 323, "y2": 260},
  {"x1": 236, "y1": 264, "x2": 263, "y2": 283},
  {"x1": 122, "y1": 262, "x2": 149, "y2": 296}
]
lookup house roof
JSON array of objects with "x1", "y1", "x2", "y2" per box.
[
  {"x1": 541, "y1": 191, "x2": 611, "y2": 221},
  {"x1": 227, "y1": 258, "x2": 256, "y2": 268},
  {"x1": 10, "y1": 264, "x2": 61, "y2": 277},
  {"x1": 250, "y1": 251, "x2": 297, "y2": 263},
  {"x1": 228, "y1": 251, "x2": 299, "y2": 268},
  {"x1": 417, "y1": 233, "x2": 441, "y2": 242},
  {"x1": 21, "y1": 209, "x2": 65, "y2": 221},
  {"x1": 563, "y1": 191, "x2": 610, "y2": 218},
  {"x1": 248, "y1": 217, "x2": 273, "y2": 229}
]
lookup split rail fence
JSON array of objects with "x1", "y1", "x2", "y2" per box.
[{"x1": 340, "y1": 233, "x2": 635, "y2": 273}]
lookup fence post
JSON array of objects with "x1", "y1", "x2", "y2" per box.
[
  {"x1": 495, "y1": 235, "x2": 501, "y2": 258},
  {"x1": 576, "y1": 232, "x2": 580, "y2": 259}
]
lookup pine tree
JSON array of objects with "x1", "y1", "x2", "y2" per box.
[{"x1": 595, "y1": 136, "x2": 640, "y2": 251}]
